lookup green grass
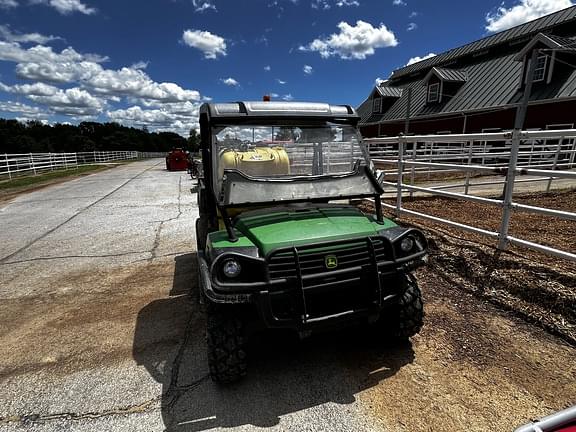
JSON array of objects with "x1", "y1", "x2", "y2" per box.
[{"x1": 0, "y1": 165, "x2": 108, "y2": 191}]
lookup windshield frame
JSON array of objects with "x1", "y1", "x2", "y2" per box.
[{"x1": 211, "y1": 121, "x2": 372, "y2": 203}]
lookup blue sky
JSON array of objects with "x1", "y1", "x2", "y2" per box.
[{"x1": 0, "y1": 0, "x2": 573, "y2": 135}]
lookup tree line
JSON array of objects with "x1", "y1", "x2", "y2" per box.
[{"x1": 0, "y1": 119, "x2": 201, "y2": 154}]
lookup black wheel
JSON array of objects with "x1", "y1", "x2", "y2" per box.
[
  {"x1": 206, "y1": 304, "x2": 248, "y2": 384},
  {"x1": 379, "y1": 274, "x2": 424, "y2": 339},
  {"x1": 196, "y1": 217, "x2": 208, "y2": 251}
]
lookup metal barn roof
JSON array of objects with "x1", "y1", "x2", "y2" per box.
[
  {"x1": 390, "y1": 5, "x2": 576, "y2": 80},
  {"x1": 360, "y1": 52, "x2": 576, "y2": 125}
]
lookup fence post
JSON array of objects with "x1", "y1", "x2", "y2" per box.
[
  {"x1": 528, "y1": 138, "x2": 535, "y2": 166},
  {"x1": 29, "y1": 153, "x2": 37, "y2": 175},
  {"x1": 498, "y1": 49, "x2": 538, "y2": 251},
  {"x1": 409, "y1": 142, "x2": 417, "y2": 199},
  {"x1": 464, "y1": 141, "x2": 473, "y2": 195},
  {"x1": 546, "y1": 138, "x2": 563, "y2": 193},
  {"x1": 396, "y1": 137, "x2": 405, "y2": 218},
  {"x1": 569, "y1": 138, "x2": 576, "y2": 169},
  {"x1": 426, "y1": 142, "x2": 432, "y2": 180},
  {"x1": 4, "y1": 153, "x2": 11, "y2": 180}
]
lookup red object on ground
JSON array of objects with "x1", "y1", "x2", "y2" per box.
[
  {"x1": 165, "y1": 148, "x2": 189, "y2": 171},
  {"x1": 555, "y1": 425, "x2": 576, "y2": 432}
]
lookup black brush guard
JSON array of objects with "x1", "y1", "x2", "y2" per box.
[{"x1": 256, "y1": 236, "x2": 419, "y2": 330}]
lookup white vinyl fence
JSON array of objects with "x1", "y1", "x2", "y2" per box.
[
  {"x1": 365, "y1": 129, "x2": 576, "y2": 261},
  {"x1": 0, "y1": 151, "x2": 165, "y2": 180}
]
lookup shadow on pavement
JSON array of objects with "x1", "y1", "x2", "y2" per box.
[{"x1": 133, "y1": 252, "x2": 415, "y2": 432}]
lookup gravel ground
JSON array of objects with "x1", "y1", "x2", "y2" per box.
[{"x1": 0, "y1": 160, "x2": 575, "y2": 431}]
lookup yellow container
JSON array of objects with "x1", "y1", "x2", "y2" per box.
[{"x1": 219, "y1": 147, "x2": 290, "y2": 178}]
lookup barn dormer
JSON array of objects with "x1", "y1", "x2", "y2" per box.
[
  {"x1": 422, "y1": 67, "x2": 467, "y2": 104},
  {"x1": 371, "y1": 85, "x2": 403, "y2": 114},
  {"x1": 515, "y1": 32, "x2": 576, "y2": 86}
]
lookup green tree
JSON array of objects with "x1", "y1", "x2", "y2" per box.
[{"x1": 188, "y1": 128, "x2": 200, "y2": 153}]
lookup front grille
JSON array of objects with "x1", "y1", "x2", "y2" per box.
[{"x1": 267, "y1": 237, "x2": 389, "y2": 280}]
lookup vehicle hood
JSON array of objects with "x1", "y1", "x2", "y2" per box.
[{"x1": 234, "y1": 206, "x2": 395, "y2": 256}]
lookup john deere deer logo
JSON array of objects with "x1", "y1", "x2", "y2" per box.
[{"x1": 325, "y1": 255, "x2": 338, "y2": 269}]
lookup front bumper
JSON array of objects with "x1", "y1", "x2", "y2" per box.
[{"x1": 198, "y1": 237, "x2": 426, "y2": 331}]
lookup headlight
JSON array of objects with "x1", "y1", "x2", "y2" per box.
[
  {"x1": 222, "y1": 259, "x2": 242, "y2": 278},
  {"x1": 400, "y1": 236, "x2": 415, "y2": 253}
]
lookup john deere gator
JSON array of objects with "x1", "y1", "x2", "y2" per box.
[{"x1": 195, "y1": 101, "x2": 428, "y2": 383}]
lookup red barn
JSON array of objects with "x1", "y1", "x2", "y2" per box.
[{"x1": 358, "y1": 6, "x2": 576, "y2": 137}]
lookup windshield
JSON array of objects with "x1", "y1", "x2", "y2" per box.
[
  {"x1": 212, "y1": 123, "x2": 375, "y2": 204},
  {"x1": 214, "y1": 123, "x2": 368, "y2": 178}
]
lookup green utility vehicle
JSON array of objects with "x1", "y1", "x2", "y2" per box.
[{"x1": 196, "y1": 101, "x2": 428, "y2": 383}]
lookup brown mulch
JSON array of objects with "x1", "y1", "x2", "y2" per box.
[{"x1": 360, "y1": 189, "x2": 576, "y2": 345}]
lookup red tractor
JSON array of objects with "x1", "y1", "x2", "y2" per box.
[{"x1": 165, "y1": 148, "x2": 189, "y2": 171}]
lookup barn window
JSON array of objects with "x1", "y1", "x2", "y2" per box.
[
  {"x1": 372, "y1": 97, "x2": 382, "y2": 113},
  {"x1": 427, "y1": 83, "x2": 440, "y2": 103},
  {"x1": 532, "y1": 54, "x2": 548, "y2": 82}
]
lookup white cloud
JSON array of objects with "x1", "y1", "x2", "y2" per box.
[
  {"x1": 220, "y1": 77, "x2": 239, "y2": 86},
  {"x1": 276, "y1": 78, "x2": 287, "y2": 84},
  {"x1": 312, "y1": 0, "x2": 330, "y2": 9},
  {"x1": 0, "y1": 44, "x2": 201, "y2": 103},
  {"x1": 312, "y1": 0, "x2": 359, "y2": 8},
  {"x1": 299, "y1": 20, "x2": 398, "y2": 60},
  {"x1": 0, "y1": 42, "x2": 107, "y2": 66},
  {"x1": 0, "y1": 25, "x2": 62, "y2": 44},
  {"x1": 192, "y1": 0, "x2": 216, "y2": 12},
  {"x1": 485, "y1": 0, "x2": 573, "y2": 32},
  {"x1": 0, "y1": 81, "x2": 59, "y2": 96},
  {"x1": 24, "y1": 87, "x2": 106, "y2": 116},
  {"x1": 303, "y1": 64, "x2": 313, "y2": 74},
  {"x1": 407, "y1": 22, "x2": 417, "y2": 31},
  {"x1": 0, "y1": 100, "x2": 47, "y2": 116},
  {"x1": 269, "y1": 92, "x2": 279, "y2": 98},
  {"x1": 392, "y1": 0, "x2": 406, "y2": 5},
  {"x1": 10, "y1": 63, "x2": 201, "y2": 105},
  {"x1": 0, "y1": 0, "x2": 18, "y2": 8},
  {"x1": 182, "y1": 29, "x2": 227, "y2": 59},
  {"x1": 29, "y1": 87, "x2": 102, "y2": 107},
  {"x1": 0, "y1": 37, "x2": 210, "y2": 132},
  {"x1": 87, "y1": 67, "x2": 202, "y2": 102},
  {"x1": 264, "y1": 65, "x2": 271, "y2": 71},
  {"x1": 15, "y1": 60, "x2": 103, "y2": 83},
  {"x1": 130, "y1": 60, "x2": 148, "y2": 70},
  {"x1": 107, "y1": 106, "x2": 175, "y2": 124},
  {"x1": 0, "y1": 0, "x2": 95, "y2": 13},
  {"x1": 405, "y1": 52, "x2": 436, "y2": 66},
  {"x1": 282, "y1": 94, "x2": 294, "y2": 101},
  {"x1": 16, "y1": 117, "x2": 50, "y2": 124},
  {"x1": 106, "y1": 104, "x2": 201, "y2": 136},
  {"x1": 32, "y1": 0, "x2": 97, "y2": 15},
  {"x1": 408, "y1": 11, "x2": 418, "y2": 18},
  {"x1": 0, "y1": 39, "x2": 207, "y2": 132}
]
